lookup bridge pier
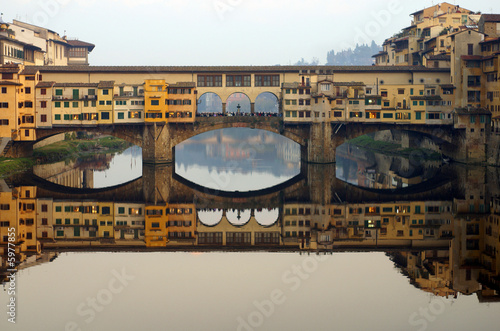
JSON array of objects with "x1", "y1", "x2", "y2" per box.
[
  {"x1": 142, "y1": 123, "x2": 173, "y2": 164},
  {"x1": 4, "y1": 141, "x2": 34, "y2": 158},
  {"x1": 304, "y1": 123, "x2": 337, "y2": 164}
]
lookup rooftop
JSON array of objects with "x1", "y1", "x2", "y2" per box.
[
  {"x1": 480, "y1": 14, "x2": 500, "y2": 23},
  {"x1": 53, "y1": 82, "x2": 99, "y2": 87},
  {"x1": 0, "y1": 80, "x2": 22, "y2": 86},
  {"x1": 169, "y1": 82, "x2": 196, "y2": 88},
  {"x1": 36, "y1": 81, "x2": 56, "y2": 88},
  {"x1": 20, "y1": 65, "x2": 451, "y2": 75},
  {"x1": 454, "y1": 107, "x2": 491, "y2": 115},
  {"x1": 66, "y1": 39, "x2": 95, "y2": 52}
]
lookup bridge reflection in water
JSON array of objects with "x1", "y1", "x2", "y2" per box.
[{"x1": 1, "y1": 163, "x2": 500, "y2": 301}]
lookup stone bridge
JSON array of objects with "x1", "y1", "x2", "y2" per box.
[
  {"x1": 12, "y1": 163, "x2": 464, "y2": 207},
  {"x1": 7, "y1": 117, "x2": 476, "y2": 164}
]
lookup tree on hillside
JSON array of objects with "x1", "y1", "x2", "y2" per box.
[{"x1": 326, "y1": 41, "x2": 381, "y2": 65}]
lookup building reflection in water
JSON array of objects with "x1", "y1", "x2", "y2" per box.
[{"x1": 1, "y1": 162, "x2": 499, "y2": 303}]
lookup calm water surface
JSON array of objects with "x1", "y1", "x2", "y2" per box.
[{"x1": 1, "y1": 130, "x2": 499, "y2": 331}]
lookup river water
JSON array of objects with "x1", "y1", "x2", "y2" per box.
[{"x1": 1, "y1": 129, "x2": 499, "y2": 331}]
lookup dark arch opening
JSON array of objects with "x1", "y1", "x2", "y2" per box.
[
  {"x1": 255, "y1": 92, "x2": 279, "y2": 114},
  {"x1": 226, "y1": 92, "x2": 251, "y2": 114},
  {"x1": 197, "y1": 92, "x2": 222, "y2": 115}
]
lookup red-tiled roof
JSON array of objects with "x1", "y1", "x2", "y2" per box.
[
  {"x1": 21, "y1": 65, "x2": 451, "y2": 75},
  {"x1": 66, "y1": 39, "x2": 95, "y2": 52},
  {"x1": 481, "y1": 14, "x2": 500, "y2": 22},
  {"x1": 36, "y1": 81, "x2": 56, "y2": 88},
  {"x1": 461, "y1": 55, "x2": 483, "y2": 60},
  {"x1": 0, "y1": 80, "x2": 22, "y2": 86}
]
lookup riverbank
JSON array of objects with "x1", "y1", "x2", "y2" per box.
[
  {"x1": 32, "y1": 136, "x2": 133, "y2": 163},
  {"x1": 0, "y1": 137, "x2": 132, "y2": 178},
  {"x1": 0, "y1": 157, "x2": 36, "y2": 179},
  {"x1": 347, "y1": 135, "x2": 442, "y2": 160}
]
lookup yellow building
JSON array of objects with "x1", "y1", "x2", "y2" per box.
[
  {"x1": 145, "y1": 205, "x2": 168, "y2": 246},
  {"x1": 113, "y1": 84, "x2": 144, "y2": 124},
  {"x1": 144, "y1": 79, "x2": 168, "y2": 122},
  {"x1": 97, "y1": 81, "x2": 114, "y2": 125},
  {"x1": 51, "y1": 83, "x2": 99, "y2": 126},
  {"x1": 35, "y1": 81, "x2": 55, "y2": 129},
  {"x1": 165, "y1": 204, "x2": 196, "y2": 244},
  {"x1": 0, "y1": 65, "x2": 22, "y2": 140},
  {"x1": 167, "y1": 82, "x2": 196, "y2": 123}
]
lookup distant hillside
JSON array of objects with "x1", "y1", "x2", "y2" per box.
[{"x1": 326, "y1": 41, "x2": 381, "y2": 66}]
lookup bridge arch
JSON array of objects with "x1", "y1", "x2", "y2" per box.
[
  {"x1": 197, "y1": 92, "x2": 223, "y2": 114},
  {"x1": 225, "y1": 92, "x2": 251, "y2": 114},
  {"x1": 255, "y1": 92, "x2": 279, "y2": 114}
]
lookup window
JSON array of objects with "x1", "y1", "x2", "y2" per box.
[
  {"x1": 101, "y1": 112, "x2": 110, "y2": 120},
  {"x1": 102, "y1": 89, "x2": 109, "y2": 95},
  {"x1": 151, "y1": 99, "x2": 159, "y2": 106},
  {"x1": 118, "y1": 112, "x2": 124, "y2": 119},
  {"x1": 55, "y1": 89, "x2": 63, "y2": 96},
  {"x1": 468, "y1": 43, "x2": 473, "y2": 56},
  {"x1": 467, "y1": 91, "x2": 480, "y2": 103},
  {"x1": 54, "y1": 114, "x2": 61, "y2": 120},
  {"x1": 226, "y1": 75, "x2": 251, "y2": 87},
  {"x1": 467, "y1": 76, "x2": 481, "y2": 87},
  {"x1": 25, "y1": 87, "x2": 31, "y2": 94},
  {"x1": 1, "y1": 87, "x2": 7, "y2": 94},
  {"x1": 72, "y1": 101, "x2": 78, "y2": 108},
  {"x1": 64, "y1": 102, "x2": 70, "y2": 108},
  {"x1": 255, "y1": 75, "x2": 279, "y2": 87},
  {"x1": 197, "y1": 75, "x2": 222, "y2": 87},
  {"x1": 41, "y1": 114, "x2": 47, "y2": 122}
]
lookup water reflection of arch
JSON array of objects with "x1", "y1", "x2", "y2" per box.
[
  {"x1": 198, "y1": 208, "x2": 224, "y2": 227},
  {"x1": 197, "y1": 208, "x2": 279, "y2": 228},
  {"x1": 254, "y1": 208, "x2": 279, "y2": 227},
  {"x1": 173, "y1": 171, "x2": 304, "y2": 206},
  {"x1": 226, "y1": 209, "x2": 252, "y2": 226}
]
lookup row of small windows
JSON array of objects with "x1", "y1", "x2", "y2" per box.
[
  {"x1": 149, "y1": 100, "x2": 192, "y2": 106},
  {"x1": 197, "y1": 75, "x2": 280, "y2": 87},
  {"x1": 144, "y1": 112, "x2": 193, "y2": 119},
  {"x1": 4, "y1": 45, "x2": 24, "y2": 59},
  {"x1": 54, "y1": 205, "x2": 108, "y2": 214},
  {"x1": 149, "y1": 221, "x2": 193, "y2": 228},
  {"x1": 146, "y1": 208, "x2": 193, "y2": 216}
]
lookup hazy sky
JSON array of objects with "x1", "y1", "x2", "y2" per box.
[{"x1": 3, "y1": 0, "x2": 500, "y2": 66}]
